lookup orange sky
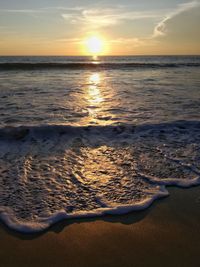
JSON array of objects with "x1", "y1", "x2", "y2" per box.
[{"x1": 0, "y1": 0, "x2": 199, "y2": 55}]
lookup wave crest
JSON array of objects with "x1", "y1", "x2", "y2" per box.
[{"x1": 0, "y1": 62, "x2": 200, "y2": 70}]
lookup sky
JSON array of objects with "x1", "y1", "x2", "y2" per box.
[{"x1": 0, "y1": 0, "x2": 200, "y2": 55}]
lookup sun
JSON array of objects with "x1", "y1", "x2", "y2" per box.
[{"x1": 85, "y1": 36, "x2": 104, "y2": 55}]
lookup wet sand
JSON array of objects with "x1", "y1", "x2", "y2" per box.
[{"x1": 0, "y1": 186, "x2": 200, "y2": 267}]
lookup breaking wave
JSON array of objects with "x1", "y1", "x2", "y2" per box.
[
  {"x1": 0, "y1": 62, "x2": 200, "y2": 71},
  {"x1": 0, "y1": 121, "x2": 200, "y2": 233}
]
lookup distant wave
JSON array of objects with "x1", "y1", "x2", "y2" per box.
[{"x1": 0, "y1": 62, "x2": 200, "y2": 70}]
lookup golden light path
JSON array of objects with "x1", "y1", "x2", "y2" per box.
[
  {"x1": 80, "y1": 72, "x2": 117, "y2": 125},
  {"x1": 77, "y1": 72, "x2": 106, "y2": 125},
  {"x1": 89, "y1": 73, "x2": 101, "y2": 86},
  {"x1": 87, "y1": 73, "x2": 103, "y2": 110}
]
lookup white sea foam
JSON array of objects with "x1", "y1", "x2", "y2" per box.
[
  {"x1": 0, "y1": 190, "x2": 169, "y2": 233},
  {"x1": 0, "y1": 121, "x2": 199, "y2": 233}
]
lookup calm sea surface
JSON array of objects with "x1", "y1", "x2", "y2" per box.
[{"x1": 0, "y1": 56, "x2": 200, "y2": 126}]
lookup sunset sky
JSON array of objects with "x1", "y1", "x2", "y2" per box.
[{"x1": 0, "y1": 0, "x2": 200, "y2": 55}]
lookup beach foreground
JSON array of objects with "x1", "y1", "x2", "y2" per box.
[{"x1": 0, "y1": 186, "x2": 199, "y2": 267}]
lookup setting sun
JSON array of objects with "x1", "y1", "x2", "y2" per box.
[{"x1": 85, "y1": 36, "x2": 105, "y2": 55}]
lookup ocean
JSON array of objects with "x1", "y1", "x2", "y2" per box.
[{"x1": 0, "y1": 55, "x2": 200, "y2": 232}]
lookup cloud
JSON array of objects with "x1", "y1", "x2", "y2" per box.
[
  {"x1": 55, "y1": 37, "x2": 81, "y2": 44},
  {"x1": 109, "y1": 37, "x2": 145, "y2": 47},
  {"x1": 62, "y1": 7, "x2": 163, "y2": 30},
  {"x1": 0, "y1": 9, "x2": 44, "y2": 14},
  {"x1": 153, "y1": 1, "x2": 200, "y2": 37},
  {"x1": 0, "y1": 6, "x2": 83, "y2": 14}
]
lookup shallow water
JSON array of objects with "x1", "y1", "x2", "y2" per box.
[{"x1": 0, "y1": 56, "x2": 200, "y2": 232}]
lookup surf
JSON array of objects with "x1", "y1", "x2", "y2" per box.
[{"x1": 0, "y1": 121, "x2": 199, "y2": 233}]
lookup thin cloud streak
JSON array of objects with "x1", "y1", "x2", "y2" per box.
[
  {"x1": 55, "y1": 37, "x2": 82, "y2": 44},
  {"x1": 153, "y1": 0, "x2": 200, "y2": 37},
  {"x1": 0, "y1": 6, "x2": 83, "y2": 14},
  {"x1": 0, "y1": 9, "x2": 44, "y2": 13},
  {"x1": 62, "y1": 8, "x2": 164, "y2": 29}
]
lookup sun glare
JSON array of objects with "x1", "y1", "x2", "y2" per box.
[
  {"x1": 89, "y1": 73, "x2": 100, "y2": 84},
  {"x1": 85, "y1": 36, "x2": 104, "y2": 55}
]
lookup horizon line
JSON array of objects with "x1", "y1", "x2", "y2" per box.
[{"x1": 0, "y1": 54, "x2": 200, "y2": 57}]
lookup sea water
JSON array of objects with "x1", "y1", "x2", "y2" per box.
[{"x1": 0, "y1": 56, "x2": 200, "y2": 232}]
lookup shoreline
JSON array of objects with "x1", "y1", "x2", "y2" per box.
[{"x1": 0, "y1": 186, "x2": 200, "y2": 267}]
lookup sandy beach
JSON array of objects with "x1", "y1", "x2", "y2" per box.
[
  {"x1": 1, "y1": 0, "x2": 200, "y2": 264},
  {"x1": 0, "y1": 186, "x2": 199, "y2": 267}
]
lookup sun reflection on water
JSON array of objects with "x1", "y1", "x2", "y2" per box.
[
  {"x1": 84, "y1": 73, "x2": 103, "y2": 123},
  {"x1": 87, "y1": 73, "x2": 103, "y2": 106},
  {"x1": 92, "y1": 55, "x2": 99, "y2": 61},
  {"x1": 89, "y1": 73, "x2": 100, "y2": 84},
  {"x1": 79, "y1": 72, "x2": 115, "y2": 125}
]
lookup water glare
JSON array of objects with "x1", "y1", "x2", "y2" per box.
[{"x1": 85, "y1": 73, "x2": 103, "y2": 123}]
